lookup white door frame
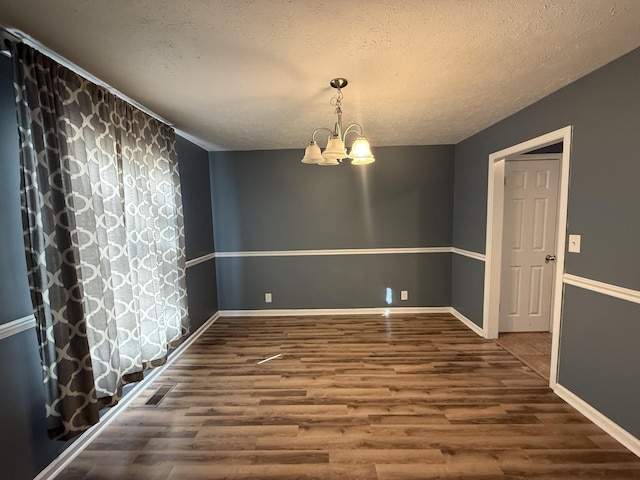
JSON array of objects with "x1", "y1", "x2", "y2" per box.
[{"x1": 483, "y1": 125, "x2": 572, "y2": 388}]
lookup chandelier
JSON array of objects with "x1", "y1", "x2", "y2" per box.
[{"x1": 301, "y1": 78, "x2": 375, "y2": 166}]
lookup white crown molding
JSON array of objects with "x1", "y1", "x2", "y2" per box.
[
  {"x1": 563, "y1": 273, "x2": 640, "y2": 305},
  {"x1": 5, "y1": 27, "x2": 172, "y2": 128},
  {"x1": 452, "y1": 248, "x2": 486, "y2": 262},
  {"x1": 0, "y1": 315, "x2": 36, "y2": 341},
  {"x1": 174, "y1": 128, "x2": 219, "y2": 152},
  {"x1": 554, "y1": 384, "x2": 640, "y2": 458}
]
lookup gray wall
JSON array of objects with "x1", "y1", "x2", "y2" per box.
[
  {"x1": 453, "y1": 47, "x2": 640, "y2": 288},
  {"x1": 210, "y1": 145, "x2": 454, "y2": 310},
  {"x1": 0, "y1": 53, "x2": 74, "y2": 480},
  {"x1": 216, "y1": 254, "x2": 451, "y2": 310},
  {"x1": 0, "y1": 54, "x2": 31, "y2": 323},
  {"x1": 176, "y1": 135, "x2": 218, "y2": 330},
  {"x1": 450, "y1": 255, "x2": 484, "y2": 327},
  {"x1": 452, "y1": 47, "x2": 640, "y2": 439},
  {"x1": 559, "y1": 285, "x2": 640, "y2": 438}
]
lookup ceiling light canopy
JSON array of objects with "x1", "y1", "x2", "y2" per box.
[{"x1": 301, "y1": 78, "x2": 375, "y2": 166}]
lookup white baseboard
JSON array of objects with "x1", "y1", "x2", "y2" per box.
[
  {"x1": 219, "y1": 307, "x2": 486, "y2": 339},
  {"x1": 219, "y1": 306, "x2": 450, "y2": 317},
  {"x1": 554, "y1": 384, "x2": 640, "y2": 458},
  {"x1": 34, "y1": 311, "x2": 220, "y2": 480},
  {"x1": 449, "y1": 308, "x2": 485, "y2": 337}
]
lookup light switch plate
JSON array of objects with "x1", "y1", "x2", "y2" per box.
[{"x1": 568, "y1": 234, "x2": 581, "y2": 253}]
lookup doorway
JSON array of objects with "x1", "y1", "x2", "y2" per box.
[{"x1": 483, "y1": 126, "x2": 572, "y2": 388}]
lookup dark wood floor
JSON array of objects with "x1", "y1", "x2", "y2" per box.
[{"x1": 57, "y1": 314, "x2": 640, "y2": 479}]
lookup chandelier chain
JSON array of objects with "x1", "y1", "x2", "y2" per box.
[{"x1": 330, "y1": 88, "x2": 343, "y2": 108}]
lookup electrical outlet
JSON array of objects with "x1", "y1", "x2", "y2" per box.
[
  {"x1": 401, "y1": 290, "x2": 408, "y2": 301},
  {"x1": 264, "y1": 293, "x2": 272, "y2": 303}
]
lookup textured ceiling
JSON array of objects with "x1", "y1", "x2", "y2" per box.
[{"x1": 1, "y1": 1, "x2": 640, "y2": 151}]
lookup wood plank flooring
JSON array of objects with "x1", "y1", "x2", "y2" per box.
[{"x1": 56, "y1": 314, "x2": 640, "y2": 479}]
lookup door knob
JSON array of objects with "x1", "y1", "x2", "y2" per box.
[{"x1": 545, "y1": 255, "x2": 556, "y2": 263}]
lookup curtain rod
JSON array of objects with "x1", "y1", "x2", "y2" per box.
[
  {"x1": 0, "y1": 29, "x2": 20, "y2": 56},
  {"x1": 0, "y1": 26, "x2": 173, "y2": 128}
]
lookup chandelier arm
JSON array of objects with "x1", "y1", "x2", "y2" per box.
[
  {"x1": 311, "y1": 127, "x2": 335, "y2": 143},
  {"x1": 342, "y1": 123, "x2": 364, "y2": 141}
]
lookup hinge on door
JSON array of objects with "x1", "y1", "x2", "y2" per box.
[{"x1": 504, "y1": 176, "x2": 507, "y2": 186}]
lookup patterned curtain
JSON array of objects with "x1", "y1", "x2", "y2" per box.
[{"x1": 11, "y1": 43, "x2": 189, "y2": 439}]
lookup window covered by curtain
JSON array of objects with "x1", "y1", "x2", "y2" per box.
[{"x1": 11, "y1": 43, "x2": 189, "y2": 439}]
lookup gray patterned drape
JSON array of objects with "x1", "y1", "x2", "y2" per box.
[{"x1": 12, "y1": 43, "x2": 189, "y2": 439}]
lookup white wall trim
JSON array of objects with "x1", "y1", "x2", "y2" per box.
[
  {"x1": 187, "y1": 247, "x2": 488, "y2": 261},
  {"x1": 449, "y1": 308, "x2": 485, "y2": 336},
  {"x1": 34, "y1": 311, "x2": 221, "y2": 480},
  {"x1": 185, "y1": 253, "x2": 216, "y2": 269},
  {"x1": 563, "y1": 273, "x2": 640, "y2": 305},
  {"x1": 0, "y1": 314, "x2": 36, "y2": 341},
  {"x1": 219, "y1": 307, "x2": 450, "y2": 317},
  {"x1": 554, "y1": 384, "x2": 640, "y2": 458},
  {"x1": 452, "y1": 248, "x2": 486, "y2": 262},
  {"x1": 214, "y1": 247, "x2": 451, "y2": 258}
]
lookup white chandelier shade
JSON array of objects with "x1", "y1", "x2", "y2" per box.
[
  {"x1": 301, "y1": 78, "x2": 375, "y2": 166},
  {"x1": 349, "y1": 137, "x2": 375, "y2": 165},
  {"x1": 300, "y1": 141, "x2": 324, "y2": 164}
]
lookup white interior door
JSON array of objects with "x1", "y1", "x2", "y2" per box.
[{"x1": 500, "y1": 158, "x2": 560, "y2": 332}]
